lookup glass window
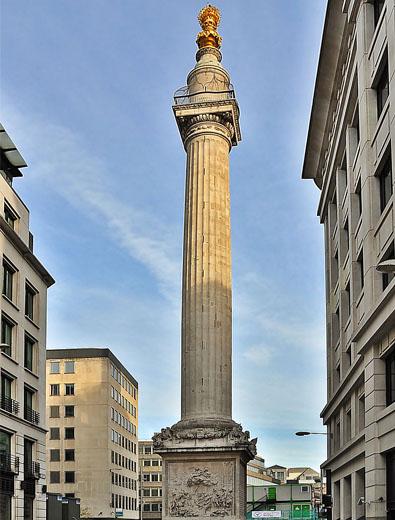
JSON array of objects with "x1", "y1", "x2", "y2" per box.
[
  {"x1": 50, "y1": 406, "x2": 60, "y2": 418},
  {"x1": 50, "y1": 428, "x2": 60, "y2": 440},
  {"x1": 151, "y1": 488, "x2": 159, "y2": 496},
  {"x1": 24, "y1": 335, "x2": 35, "y2": 372},
  {"x1": 50, "y1": 471, "x2": 60, "y2": 484},
  {"x1": 65, "y1": 471, "x2": 75, "y2": 483},
  {"x1": 144, "y1": 446, "x2": 152, "y2": 454},
  {"x1": 50, "y1": 384, "x2": 60, "y2": 396},
  {"x1": 152, "y1": 503, "x2": 159, "y2": 512},
  {"x1": 50, "y1": 449, "x2": 60, "y2": 462},
  {"x1": 143, "y1": 460, "x2": 150, "y2": 466},
  {"x1": 2, "y1": 260, "x2": 15, "y2": 300},
  {"x1": 65, "y1": 427, "x2": 74, "y2": 440},
  {"x1": 64, "y1": 361, "x2": 75, "y2": 374},
  {"x1": 143, "y1": 504, "x2": 150, "y2": 512},
  {"x1": 152, "y1": 459, "x2": 159, "y2": 466},
  {"x1": 378, "y1": 156, "x2": 393, "y2": 213},
  {"x1": 4, "y1": 203, "x2": 17, "y2": 229},
  {"x1": 65, "y1": 405, "x2": 74, "y2": 417},
  {"x1": 65, "y1": 384, "x2": 74, "y2": 396},
  {"x1": 1, "y1": 315, "x2": 13, "y2": 356},
  {"x1": 65, "y1": 449, "x2": 75, "y2": 461},
  {"x1": 377, "y1": 63, "x2": 389, "y2": 118},
  {"x1": 50, "y1": 362, "x2": 60, "y2": 374},
  {"x1": 386, "y1": 349, "x2": 395, "y2": 406},
  {"x1": 374, "y1": 0, "x2": 385, "y2": 26},
  {"x1": 25, "y1": 284, "x2": 36, "y2": 321}
]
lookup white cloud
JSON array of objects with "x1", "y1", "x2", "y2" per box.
[{"x1": 2, "y1": 103, "x2": 180, "y2": 302}]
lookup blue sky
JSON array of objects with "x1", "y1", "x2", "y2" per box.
[{"x1": 2, "y1": 0, "x2": 328, "y2": 469}]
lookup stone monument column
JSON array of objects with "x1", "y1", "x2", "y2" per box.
[{"x1": 153, "y1": 6, "x2": 256, "y2": 520}]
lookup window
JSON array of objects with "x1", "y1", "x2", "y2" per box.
[
  {"x1": 50, "y1": 449, "x2": 60, "y2": 462},
  {"x1": 143, "y1": 504, "x2": 150, "y2": 512},
  {"x1": 358, "y1": 394, "x2": 365, "y2": 432},
  {"x1": 151, "y1": 473, "x2": 159, "y2": 482},
  {"x1": 357, "y1": 249, "x2": 364, "y2": 292},
  {"x1": 65, "y1": 405, "x2": 74, "y2": 417},
  {"x1": 25, "y1": 283, "x2": 36, "y2": 321},
  {"x1": 24, "y1": 335, "x2": 35, "y2": 372},
  {"x1": 355, "y1": 179, "x2": 362, "y2": 220},
  {"x1": 386, "y1": 348, "x2": 395, "y2": 406},
  {"x1": 65, "y1": 383, "x2": 74, "y2": 396},
  {"x1": 64, "y1": 361, "x2": 75, "y2": 374},
  {"x1": 24, "y1": 386, "x2": 35, "y2": 422},
  {"x1": 1, "y1": 315, "x2": 13, "y2": 356},
  {"x1": 151, "y1": 488, "x2": 159, "y2": 497},
  {"x1": 0, "y1": 374, "x2": 13, "y2": 412},
  {"x1": 65, "y1": 427, "x2": 75, "y2": 440},
  {"x1": 373, "y1": 0, "x2": 385, "y2": 26},
  {"x1": 143, "y1": 460, "x2": 150, "y2": 466},
  {"x1": 65, "y1": 449, "x2": 75, "y2": 461},
  {"x1": 378, "y1": 156, "x2": 393, "y2": 213},
  {"x1": 151, "y1": 504, "x2": 159, "y2": 512},
  {"x1": 2, "y1": 260, "x2": 15, "y2": 300},
  {"x1": 144, "y1": 446, "x2": 152, "y2": 454},
  {"x1": 4, "y1": 203, "x2": 17, "y2": 229},
  {"x1": 65, "y1": 471, "x2": 75, "y2": 483},
  {"x1": 344, "y1": 404, "x2": 352, "y2": 443},
  {"x1": 50, "y1": 428, "x2": 60, "y2": 440},
  {"x1": 152, "y1": 459, "x2": 159, "y2": 466},
  {"x1": 387, "y1": 450, "x2": 395, "y2": 518},
  {"x1": 50, "y1": 362, "x2": 60, "y2": 374},
  {"x1": 143, "y1": 473, "x2": 150, "y2": 482},
  {"x1": 50, "y1": 406, "x2": 60, "y2": 418},
  {"x1": 376, "y1": 63, "x2": 389, "y2": 117},
  {"x1": 50, "y1": 384, "x2": 60, "y2": 396},
  {"x1": 50, "y1": 471, "x2": 60, "y2": 484}
]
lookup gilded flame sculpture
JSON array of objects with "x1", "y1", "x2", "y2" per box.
[{"x1": 196, "y1": 4, "x2": 222, "y2": 49}]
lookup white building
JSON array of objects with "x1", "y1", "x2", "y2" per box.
[
  {"x1": 0, "y1": 124, "x2": 54, "y2": 520},
  {"x1": 303, "y1": 1, "x2": 395, "y2": 519}
]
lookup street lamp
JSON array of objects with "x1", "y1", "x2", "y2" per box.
[
  {"x1": 295, "y1": 431, "x2": 328, "y2": 436},
  {"x1": 376, "y1": 259, "x2": 395, "y2": 273}
]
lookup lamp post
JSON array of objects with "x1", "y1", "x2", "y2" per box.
[
  {"x1": 295, "y1": 431, "x2": 330, "y2": 520},
  {"x1": 295, "y1": 431, "x2": 328, "y2": 436}
]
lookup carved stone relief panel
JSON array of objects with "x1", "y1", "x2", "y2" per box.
[{"x1": 167, "y1": 460, "x2": 235, "y2": 517}]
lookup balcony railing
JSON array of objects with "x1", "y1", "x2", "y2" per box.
[
  {"x1": 24, "y1": 461, "x2": 40, "y2": 480},
  {"x1": 24, "y1": 406, "x2": 40, "y2": 425},
  {"x1": 173, "y1": 85, "x2": 235, "y2": 106},
  {"x1": 0, "y1": 396, "x2": 20, "y2": 415},
  {"x1": 0, "y1": 453, "x2": 20, "y2": 474}
]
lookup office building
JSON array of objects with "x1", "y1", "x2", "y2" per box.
[
  {"x1": 46, "y1": 348, "x2": 139, "y2": 519},
  {"x1": 139, "y1": 440, "x2": 162, "y2": 520},
  {"x1": 302, "y1": 1, "x2": 395, "y2": 518},
  {"x1": 0, "y1": 124, "x2": 54, "y2": 520}
]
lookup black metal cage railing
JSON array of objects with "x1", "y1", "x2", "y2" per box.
[
  {"x1": 24, "y1": 406, "x2": 40, "y2": 425},
  {"x1": 0, "y1": 453, "x2": 19, "y2": 475},
  {"x1": 0, "y1": 396, "x2": 20, "y2": 415}
]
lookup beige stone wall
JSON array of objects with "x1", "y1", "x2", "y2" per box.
[
  {"x1": 0, "y1": 156, "x2": 52, "y2": 519},
  {"x1": 304, "y1": 1, "x2": 395, "y2": 518},
  {"x1": 46, "y1": 353, "x2": 139, "y2": 519}
]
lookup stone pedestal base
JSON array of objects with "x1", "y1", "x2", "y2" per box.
[{"x1": 153, "y1": 423, "x2": 256, "y2": 520}]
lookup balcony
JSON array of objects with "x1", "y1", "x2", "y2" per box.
[
  {"x1": 24, "y1": 406, "x2": 39, "y2": 425},
  {"x1": 0, "y1": 396, "x2": 20, "y2": 415},
  {"x1": 24, "y1": 461, "x2": 40, "y2": 480},
  {"x1": 173, "y1": 85, "x2": 235, "y2": 106},
  {"x1": 0, "y1": 453, "x2": 20, "y2": 474}
]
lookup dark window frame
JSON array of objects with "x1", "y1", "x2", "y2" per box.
[{"x1": 386, "y1": 347, "x2": 395, "y2": 407}]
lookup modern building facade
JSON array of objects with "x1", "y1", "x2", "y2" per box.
[
  {"x1": 0, "y1": 124, "x2": 54, "y2": 520},
  {"x1": 139, "y1": 440, "x2": 162, "y2": 520},
  {"x1": 303, "y1": 1, "x2": 395, "y2": 519},
  {"x1": 46, "y1": 348, "x2": 139, "y2": 519}
]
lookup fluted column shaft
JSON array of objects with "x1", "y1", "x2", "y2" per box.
[{"x1": 181, "y1": 122, "x2": 232, "y2": 422}]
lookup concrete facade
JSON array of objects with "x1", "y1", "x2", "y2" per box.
[
  {"x1": 153, "y1": 7, "x2": 255, "y2": 520},
  {"x1": 139, "y1": 440, "x2": 162, "y2": 520},
  {"x1": 46, "y1": 348, "x2": 139, "y2": 519},
  {"x1": 0, "y1": 124, "x2": 54, "y2": 520},
  {"x1": 302, "y1": 1, "x2": 395, "y2": 519}
]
